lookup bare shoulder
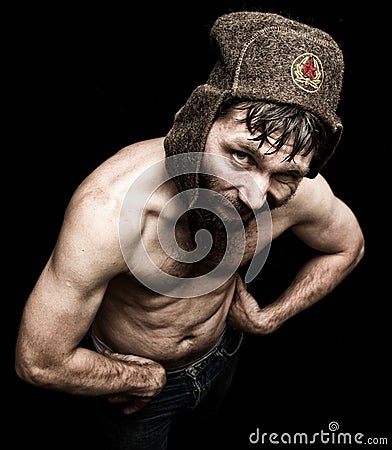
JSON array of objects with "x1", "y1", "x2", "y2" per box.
[
  {"x1": 291, "y1": 174, "x2": 335, "y2": 221},
  {"x1": 272, "y1": 175, "x2": 334, "y2": 223},
  {"x1": 68, "y1": 137, "x2": 166, "y2": 217},
  {"x1": 271, "y1": 174, "x2": 336, "y2": 234},
  {"x1": 54, "y1": 137, "x2": 166, "y2": 272},
  {"x1": 283, "y1": 174, "x2": 364, "y2": 255}
]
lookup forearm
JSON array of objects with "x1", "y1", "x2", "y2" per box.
[
  {"x1": 16, "y1": 345, "x2": 166, "y2": 398},
  {"x1": 258, "y1": 251, "x2": 360, "y2": 333}
]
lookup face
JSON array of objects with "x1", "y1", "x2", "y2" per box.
[{"x1": 200, "y1": 107, "x2": 314, "y2": 225}]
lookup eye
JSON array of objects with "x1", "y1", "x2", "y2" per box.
[
  {"x1": 274, "y1": 174, "x2": 300, "y2": 185},
  {"x1": 233, "y1": 151, "x2": 253, "y2": 165}
]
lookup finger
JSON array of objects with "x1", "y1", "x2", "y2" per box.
[
  {"x1": 107, "y1": 395, "x2": 130, "y2": 404},
  {"x1": 123, "y1": 405, "x2": 139, "y2": 415},
  {"x1": 235, "y1": 274, "x2": 248, "y2": 294},
  {"x1": 236, "y1": 272, "x2": 247, "y2": 286},
  {"x1": 102, "y1": 350, "x2": 134, "y2": 362},
  {"x1": 102, "y1": 349, "x2": 153, "y2": 366},
  {"x1": 123, "y1": 404, "x2": 144, "y2": 414},
  {"x1": 123, "y1": 398, "x2": 152, "y2": 415}
]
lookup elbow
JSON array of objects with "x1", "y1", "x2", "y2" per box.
[
  {"x1": 339, "y1": 232, "x2": 365, "y2": 276},
  {"x1": 15, "y1": 356, "x2": 44, "y2": 388},
  {"x1": 15, "y1": 349, "x2": 55, "y2": 389},
  {"x1": 359, "y1": 240, "x2": 365, "y2": 263},
  {"x1": 348, "y1": 233, "x2": 365, "y2": 272},
  {"x1": 355, "y1": 233, "x2": 365, "y2": 266}
]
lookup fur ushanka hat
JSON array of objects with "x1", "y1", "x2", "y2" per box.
[{"x1": 164, "y1": 11, "x2": 345, "y2": 201}]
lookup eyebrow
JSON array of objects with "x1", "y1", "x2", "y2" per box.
[
  {"x1": 275, "y1": 166, "x2": 308, "y2": 178},
  {"x1": 235, "y1": 139, "x2": 262, "y2": 156},
  {"x1": 228, "y1": 139, "x2": 264, "y2": 162},
  {"x1": 233, "y1": 139, "x2": 309, "y2": 178}
]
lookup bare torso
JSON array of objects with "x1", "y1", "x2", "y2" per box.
[
  {"x1": 87, "y1": 137, "x2": 293, "y2": 368},
  {"x1": 93, "y1": 274, "x2": 236, "y2": 368}
]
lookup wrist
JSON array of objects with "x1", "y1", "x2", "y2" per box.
[{"x1": 256, "y1": 306, "x2": 283, "y2": 334}]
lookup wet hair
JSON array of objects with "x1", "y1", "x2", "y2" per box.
[{"x1": 218, "y1": 99, "x2": 332, "y2": 170}]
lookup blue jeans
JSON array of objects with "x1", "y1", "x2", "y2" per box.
[{"x1": 90, "y1": 326, "x2": 243, "y2": 449}]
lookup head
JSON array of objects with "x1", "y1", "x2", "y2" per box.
[
  {"x1": 164, "y1": 11, "x2": 344, "y2": 223},
  {"x1": 196, "y1": 98, "x2": 328, "y2": 230}
]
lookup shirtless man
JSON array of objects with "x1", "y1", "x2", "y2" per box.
[{"x1": 15, "y1": 11, "x2": 364, "y2": 450}]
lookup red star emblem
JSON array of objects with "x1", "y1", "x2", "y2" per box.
[{"x1": 302, "y1": 58, "x2": 318, "y2": 79}]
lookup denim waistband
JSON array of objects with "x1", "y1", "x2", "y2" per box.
[
  {"x1": 89, "y1": 325, "x2": 243, "y2": 375},
  {"x1": 166, "y1": 326, "x2": 243, "y2": 375}
]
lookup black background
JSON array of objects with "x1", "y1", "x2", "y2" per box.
[{"x1": 3, "y1": 1, "x2": 390, "y2": 448}]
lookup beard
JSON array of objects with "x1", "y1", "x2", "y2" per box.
[{"x1": 196, "y1": 174, "x2": 255, "y2": 230}]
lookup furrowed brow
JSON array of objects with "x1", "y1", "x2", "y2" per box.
[
  {"x1": 275, "y1": 165, "x2": 309, "y2": 178},
  {"x1": 233, "y1": 139, "x2": 262, "y2": 157}
]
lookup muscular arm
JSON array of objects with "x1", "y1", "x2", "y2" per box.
[
  {"x1": 228, "y1": 175, "x2": 365, "y2": 334},
  {"x1": 15, "y1": 174, "x2": 166, "y2": 409}
]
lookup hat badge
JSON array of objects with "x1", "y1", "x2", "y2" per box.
[{"x1": 291, "y1": 53, "x2": 324, "y2": 93}]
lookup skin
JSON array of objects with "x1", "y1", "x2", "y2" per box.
[{"x1": 15, "y1": 107, "x2": 364, "y2": 414}]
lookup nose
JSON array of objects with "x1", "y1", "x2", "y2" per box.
[{"x1": 237, "y1": 172, "x2": 269, "y2": 211}]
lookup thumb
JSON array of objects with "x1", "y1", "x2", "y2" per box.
[{"x1": 235, "y1": 273, "x2": 248, "y2": 294}]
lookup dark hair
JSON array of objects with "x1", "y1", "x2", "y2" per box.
[{"x1": 218, "y1": 99, "x2": 332, "y2": 175}]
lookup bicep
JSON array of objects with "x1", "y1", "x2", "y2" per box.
[{"x1": 18, "y1": 193, "x2": 126, "y2": 363}]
